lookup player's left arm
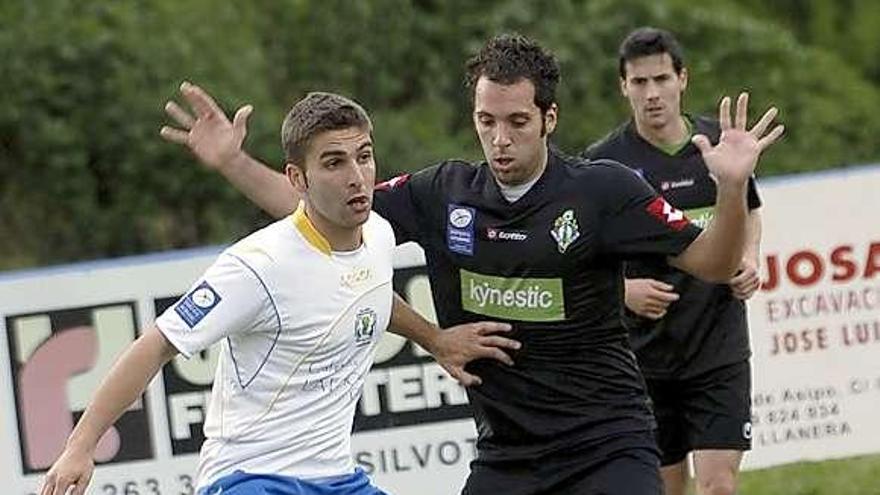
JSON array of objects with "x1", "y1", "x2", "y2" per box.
[
  {"x1": 388, "y1": 294, "x2": 519, "y2": 386},
  {"x1": 670, "y1": 93, "x2": 782, "y2": 282},
  {"x1": 728, "y1": 207, "x2": 763, "y2": 299}
]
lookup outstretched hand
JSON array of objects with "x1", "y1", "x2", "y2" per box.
[
  {"x1": 692, "y1": 92, "x2": 784, "y2": 185},
  {"x1": 431, "y1": 321, "x2": 520, "y2": 387},
  {"x1": 160, "y1": 81, "x2": 253, "y2": 171},
  {"x1": 40, "y1": 445, "x2": 95, "y2": 495}
]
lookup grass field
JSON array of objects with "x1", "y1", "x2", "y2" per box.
[{"x1": 739, "y1": 454, "x2": 880, "y2": 495}]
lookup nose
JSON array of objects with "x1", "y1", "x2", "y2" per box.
[
  {"x1": 646, "y1": 81, "x2": 660, "y2": 100},
  {"x1": 492, "y1": 123, "x2": 512, "y2": 148},
  {"x1": 348, "y1": 161, "x2": 366, "y2": 189}
]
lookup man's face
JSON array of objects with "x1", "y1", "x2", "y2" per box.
[
  {"x1": 473, "y1": 76, "x2": 557, "y2": 186},
  {"x1": 620, "y1": 53, "x2": 688, "y2": 130},
  {"x1": 287, "y1": 126, "x2": 375, "y2": 230}
]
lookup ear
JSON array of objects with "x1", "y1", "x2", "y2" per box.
[
  {"x1": 285, "y1": 163, "x2": 307, "y2": 193},
  {"x1": 619, "y1": 77, "x2": 628, "y2": 98},
  {"x1": 679, "y1": 67, "x2": 689, "y2": 92},
  {"x1": 544, "y1": 103, "x2": 559, "y2": 135}
]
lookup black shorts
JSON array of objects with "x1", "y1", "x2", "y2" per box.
[
  {"x1": 461, "y1": 430, "x2": 662, "y2": 495},
  {"x1": 645, "y1": 360, "x2": 752, "y2": 466}
]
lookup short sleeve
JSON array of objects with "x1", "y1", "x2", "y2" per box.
[
  {"x1": 155, "y1": 253, "x2": 275, "y2": 358},
  {"x1": 372, "y1": 165, "x2": 441, "y2": 245},
  {"x1": 596, "y1": 162, "x2": 702, "y2": 257},
  {"x1": 580, "y1": 141, "x2": 602, "y2": 160}
]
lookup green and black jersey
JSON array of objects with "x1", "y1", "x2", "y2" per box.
[
  {"x1": 373, "y1": 147, "x2": 700, "y2": 463},
  {"x1": 583, "y1": 116, "x2": 761, "y2": 380}
]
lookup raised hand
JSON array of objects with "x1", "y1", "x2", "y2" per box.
[
  {"x1": 692, "y1": 92, "x2": 784, "y2": 185},
  {"x1": 624, "y1": 278, "x2": 680, "y2": 320},
  {"x1": 160, "y1": 81, "x2": 253, "y2": 171},
  {"x1": 431, "y1": 321, "x2": 520, "y2": 387}
]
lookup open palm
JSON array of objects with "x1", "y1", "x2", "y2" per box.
[
  {"x1": 694, "y1": 92, "x2": 784, "y2": 185},
  {"x1": 160, "y1": 81, "x2": 252, "y2": 171}
]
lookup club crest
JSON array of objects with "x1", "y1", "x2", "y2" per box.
[
  {"x1": 550, "y1": 209, "x2": 580, "y2": 254},
  {"x1": 354, "y1": 308, "x2": 377, "y2": 345}
]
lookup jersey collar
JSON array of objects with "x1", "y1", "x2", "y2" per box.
[
  {"x1": 625, "y1": 114, "x2": 698, "y2": 156},
  {"x1": 484, "y1": 145, "x2": 562, "y2": 207},
  {"x1": 291, "y1": 201, "x2": 332, "y2": 256}
]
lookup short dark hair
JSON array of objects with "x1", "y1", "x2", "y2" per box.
[
  {"x1": 465, "y1": 33, "x2": 560, "y2": 114},
  {"x1": 618, "y1": 27, "x2": 685, "y2": 78},
  {"x1": 281, "y1": 92, "x2": 372, "y2": 168}
]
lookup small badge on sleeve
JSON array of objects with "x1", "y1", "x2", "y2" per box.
[
  {"x1": 447, "y1": 204, "x2": 476, "y2": 255},
  {"x1": 174, "y1": 281, "x2": 222, "y2": 329}
]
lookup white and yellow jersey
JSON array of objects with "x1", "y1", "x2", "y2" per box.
[{"x1": 155, "y1": 204, "x2": 395, "y2": 490}]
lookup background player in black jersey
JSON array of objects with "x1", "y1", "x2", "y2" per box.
[
  {"x1": 584, "y1": 27, "x2": 764, "y2": 495},
  {"x1": 161, "y1": 34, "x2": 782, "y2": 494}
]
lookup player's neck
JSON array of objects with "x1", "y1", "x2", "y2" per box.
[
  {"x1": 303, "y1": 203, "x2": 363, "y2": 252},
  {"x1": 635, "y1": 114, "x2": 689, "y2": 149},
  {"x1": 494, "y1": 141, "x2": 549, "y2": 190}
]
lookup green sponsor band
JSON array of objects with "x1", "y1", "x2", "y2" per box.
[{"x1": 460, "y1": 269, "x2": 565, "y2": 322}]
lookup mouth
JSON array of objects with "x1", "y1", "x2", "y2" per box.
[
  {"x1": 493, "y1": 157, "x2": 515, "y2": 169},
  {"x1": 347, "y1": 194, "x2": 371, "y2": 212}
]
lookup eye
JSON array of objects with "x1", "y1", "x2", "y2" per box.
[
  {"x1": 478, "y1": 116, "x2": 495, "y2": 127},
  {"x1": 323, "y1": 158, "x2": 341, "y2": 169},
  {"x1": 511, "y1": 118, "x2": 529, "y2": 128},
  {"x1": 358, "y1": 150, "x2": 373, "y2": 163}
]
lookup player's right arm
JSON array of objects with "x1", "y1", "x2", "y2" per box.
[
  {"x1": 43, "y1": 251, "x2": 267, "y2": 495},
  {"x1": 40, "y1": 325, "x2": 178, "y2": 495},
  {"x1": 160, "y1": 81, "x2": 298, "y2": 218},
  {"x1": 389, "y1": 294, "x2": 520, "y2": 386}
]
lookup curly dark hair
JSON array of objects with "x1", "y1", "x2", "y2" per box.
[
  {"x1": 618, "y1": 27, "x2": 685, "y2": 78},
  {"x1": 465, "y1": 33, "x2": 560, "y2": 114},
  {"x1": 281, "y1": 92, "x2": 372, "y2": 169}
]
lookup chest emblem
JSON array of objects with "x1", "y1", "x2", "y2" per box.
[
  {"x1": 550, "y1": 209, "x2": 580, "y2": 254},
  {"x1": 354, "y1": 308, "x2": 377, "y2": 346}
]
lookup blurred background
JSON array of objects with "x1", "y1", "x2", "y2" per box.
[
  {"x1": 2, "y1": 1, "x2": 880, "y2": 492},
  {"x1": 4, "y1": 0, "x2": 880, "y2": 270}
]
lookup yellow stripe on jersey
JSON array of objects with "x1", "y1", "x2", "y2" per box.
[{"x1": 292, "y1": 201, "x2": 332, "y2": 256}]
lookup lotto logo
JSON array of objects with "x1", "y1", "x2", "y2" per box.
[{"x1": 5, "y1": 303, "x2": 153, "y2": 473}]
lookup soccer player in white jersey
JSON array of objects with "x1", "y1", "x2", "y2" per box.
[{"x1": 41, "y1": 91, "x2": 518, "y2": 495}]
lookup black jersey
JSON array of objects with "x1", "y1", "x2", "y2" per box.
[
  {"x1": 372, "y1": 147, "x2": 700, "y2": 462},
  {"x1": 583, "y1": 116, "x2": 761, "y2": 379}
]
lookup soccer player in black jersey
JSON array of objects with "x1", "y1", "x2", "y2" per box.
[
  {"x1": 583, "y1": 28, "x2": 764, "y2": 495},
  {"x1": 161, "y1": 34, "x2": 782, "y2": 494}
]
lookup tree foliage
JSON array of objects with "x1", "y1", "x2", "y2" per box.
[{"x1": 2, "y1": 0, "x2": 879, "y2": 269}]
